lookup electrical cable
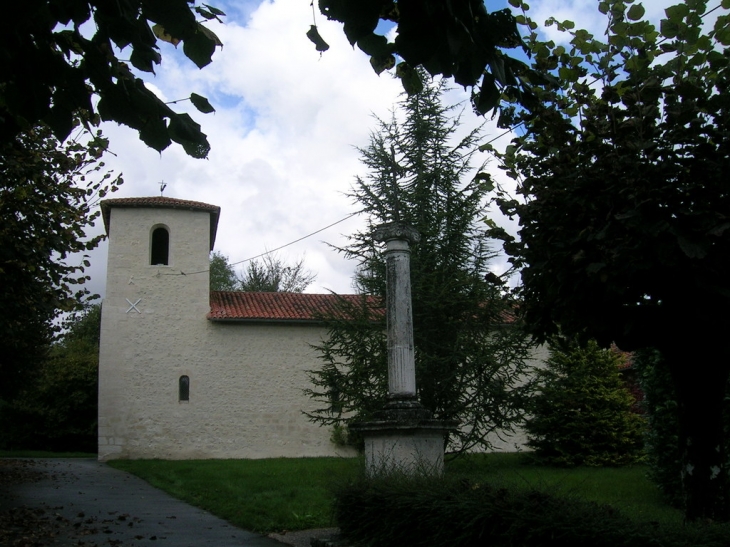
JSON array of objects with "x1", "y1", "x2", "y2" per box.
[{"x1": 170, "y1": 210, "x2": 362, "y2": 276}]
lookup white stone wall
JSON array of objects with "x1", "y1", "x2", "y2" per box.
[
  {"x1": 484, "y1": 343, "x2": 550, "y2": 452},
  {"x1": 98, "y1": 206, "x2": 354, "y2": 461},
  {"x1": 98, "y1": 203, "x2": 546, "y2": 462}
]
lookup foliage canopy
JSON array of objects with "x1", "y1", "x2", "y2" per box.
[
  {"x1": 2, "y1": 0, "x2": 553, "y2": 159},
  {"x1": 210, "y1": 251, "x2": 239, "y2": 291},
  {"x1": 489, "y1": 0, "x2": 730, "y2": 520},
  {"x1": 311, "y1": 0, "x2": 548, "y2": 116},
  {"x1": 1, "y1": 0, "x2": 222, "y2": 157},
  {"x1": 209, "y1": 251, "x2": 316, "y2": 293},
  {"x1": 239, "y1": 253, "x2": 317, "y2": 293},
  {"x1": 0, "y1": 304, "x2": 101, "y2": 452},
  {"x1": 0, "y1": 123, "x2": 120, "y2": 400}
]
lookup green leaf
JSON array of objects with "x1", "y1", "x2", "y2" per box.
[
  {"x1": 356, "y1": 33, "x2": 391, "y2": 57},
  {"x1": 153, "y1": 24, "x2": 181, "y2": 47},
  {"x1": 139, "y1": 118, "x2": 172, "y2": 153},
  {"x1": 195, "y1": 7, "x2": 217, "y2": 20},
  {"x1": 395, "y1": 63, "x2": 423, "y2": 95},
  {"x1": 203, "y1": 4, "x2": 226, "y2": 16},
  {"x1": 369, "y1": 54, "x2": 395, "y2": 75},
  {"x1": 559, "y1": 66, "x2": 579, "y2": 83},
  {"x1": 473, "y1": 172, "x2": 495, "y2": 192},
  {"x1": 665, "y1": 3, "x2": 689, "y2": 21},
  {"x1": 677, "y1": 236, "x2": 706, "y2": 259},
  {"x1": 627, "y1": 4, "x2": 645, "y2": 21},
  {"x1": 168, "y1": 113, "x2": 210, "y2": 158},
  {"x1": 130, "y1": 46, "x2": 161, "y2": 73},
  {"x1": 475, "y1": 72, "x2": 500, "y2": 115},
  {"x1": 586, "y1": 262, "x2": 606, "y2": 274},
  {"x1": 182, "y1": 25, "x2": 218, "y2": 68},
  {"x1": 660, "y1": 19, "x2": 679, "y2": 39},
  {"x1": 306, "y1": 25, "x2": 330, "y2": 52},
  {"x1": 190, "y1": 93, "x2": 215, "y2": 114}
]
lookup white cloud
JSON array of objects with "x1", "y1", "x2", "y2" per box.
[
  {"x1": 89, "y1": 0, "x2": 409, "y2": 296},
  {"x1": 530, "y1": 0, "x2": 609, "y2": 43},
  {"x1": 81, "y1": 0, "x2": 684, "y2": 300},
  {"x1": 85, "y1": 0, "x2": 512, "y2": 298}
]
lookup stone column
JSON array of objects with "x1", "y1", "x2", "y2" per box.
[
  {"x1": 374, "y1": 223, "x2": 421, "y2": 408},
  {"x1": 350, "y1": 222, "x2": 457, "y2": 475}
]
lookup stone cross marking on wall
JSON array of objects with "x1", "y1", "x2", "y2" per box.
[{"x1": 125, "y1": 298, "x2": 142, "y2": 314}]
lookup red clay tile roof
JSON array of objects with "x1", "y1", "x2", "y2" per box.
[
  {"x1": 208, "y1": 291, "x2": 384, "y2": 323},
  {"x1": 100, "y1": 197, "x2": 221, "y2": 250}
]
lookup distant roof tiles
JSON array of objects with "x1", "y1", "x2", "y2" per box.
[
  {"x1": 208, "y1": 291, "x2": 383, "y2": 323},
  {"x1": 100, "y1": 197, "x2": 221, "y2": 250}
]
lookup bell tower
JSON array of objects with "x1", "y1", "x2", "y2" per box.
[{"x1": 97, "y1": 197, "x2": 220, "y2": 460}]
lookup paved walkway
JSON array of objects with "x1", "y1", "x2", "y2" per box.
[{"x1": 0, "y1": 458, "x2": 291, "y2": 547}]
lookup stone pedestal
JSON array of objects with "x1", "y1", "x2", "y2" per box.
[
  {"x1": 352, "y1": 396, "x2": 458, "y2": 474},
  {"x1": 355, "y1": 418, "x2": 458, "y2": 475},
  {"x1": 351, "y1": 222, "x2": 457, "y2": 475}
]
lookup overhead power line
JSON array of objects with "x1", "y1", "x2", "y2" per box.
[
  {"x1": 171, "y1": 210, "x2": 362, "y2": 276},
  {"x1": 228, "y1": 211, "x2": 361, "y2": 267}
]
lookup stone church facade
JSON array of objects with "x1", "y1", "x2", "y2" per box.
[
  {"x1": 98, "y1": 196, "x2": 541, "y2": 461},
  {"x1": 97, "y1": 196, "x2": 364, "y2": 461}
]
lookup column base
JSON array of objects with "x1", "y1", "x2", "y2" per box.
[{"x1": 350, "y1": 415, "x2": 458, "y2": 476}]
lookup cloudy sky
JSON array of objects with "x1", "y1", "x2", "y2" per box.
[{"x1": 82, "y1": 0, "x2": 681, "y2": 298}]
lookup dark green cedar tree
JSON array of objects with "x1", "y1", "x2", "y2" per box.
[{"x1": 306, "y1": 74, "x2": 535, "y2": 454}]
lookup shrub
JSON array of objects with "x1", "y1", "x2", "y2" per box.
[
  {"x1": 333, "y1": 473, "x2": 730, "y2": 547},
  {"x1": 0, "y1": 305, "x2": 99, "y2": 452},
  {"x1": 525, "y1": 339, "x2": 646, "y2": 466},
  {"x1": 636, "y1": 349, "x2": 730, "y2": 509},
  {"x1": 634, "y1": 349, "x2": 683, "y2": 507}
]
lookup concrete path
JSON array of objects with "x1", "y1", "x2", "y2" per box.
[{"x1": 0, "y1": 458, "x2": 288, "y2": 547}]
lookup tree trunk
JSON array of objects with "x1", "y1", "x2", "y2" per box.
[{"x1": 666, "y1": 342, "x2": 730, "y2": 522}]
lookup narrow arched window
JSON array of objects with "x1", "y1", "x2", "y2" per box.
[
  {"x1": 179, "y1": 375, "x2": 190, "y2": 402},
  {"x1": 151, "y1": 227, "x2": 169, "y2": 265}
]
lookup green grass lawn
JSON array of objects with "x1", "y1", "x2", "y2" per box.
[
  {"x1": 109, "y1": 457, "x2": 360, "y2": 533},
  {"x1": 109, "y1": 453, "x2": 684, "y2": 534},
  {"x1": 448, "y1": 453, "x2": 683, "y2": 525}
]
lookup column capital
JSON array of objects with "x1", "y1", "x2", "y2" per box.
[{"x1": 373, "y1": 222, "x2": 420, "y2": 245}]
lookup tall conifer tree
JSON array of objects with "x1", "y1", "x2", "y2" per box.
[{"x1": 307, "y1": 76, "x2": 534, "y2": 454}]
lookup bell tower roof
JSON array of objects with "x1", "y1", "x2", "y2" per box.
[{"x1": 101, "y1": 196, "x2": 221, "y2": 250}]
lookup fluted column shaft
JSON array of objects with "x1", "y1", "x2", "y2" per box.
[{"x1": 374, "y1": 223, "x2": 420, "y2": 399}]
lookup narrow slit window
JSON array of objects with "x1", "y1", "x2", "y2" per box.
[
  {"x1": 151, "y1": 227, "x2": 169, "y2": 265},
  {"x1": 179, "y1": 375, "x2": 190, "y2": 402}
]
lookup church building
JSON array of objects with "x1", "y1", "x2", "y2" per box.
[
  {"x1": 97, "y1": 196, "x2": 362, "y2": 461},
  {"x1": 98, "y1": 196, "x2": 539, "y2": 461}
]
